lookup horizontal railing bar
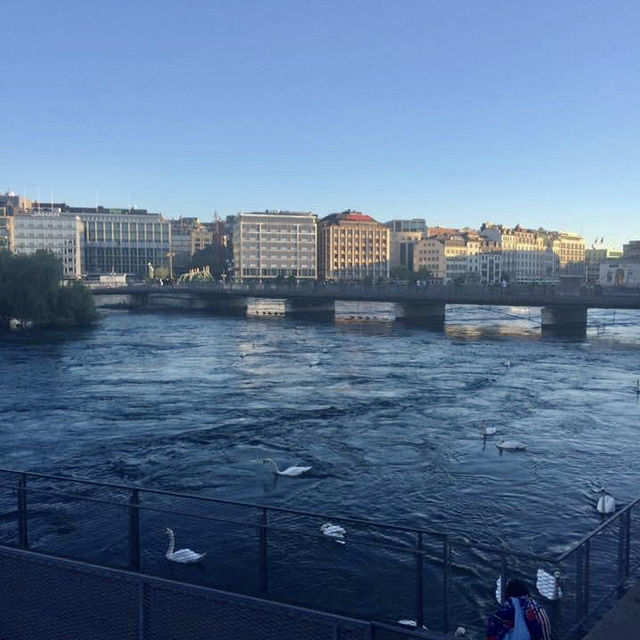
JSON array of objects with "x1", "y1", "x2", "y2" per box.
[
  {"x1": 0, "y1": 467, "x2": 445, "y2": 539},
  {"x1": 555, "y1": 498, "x2": 640, "y2": 561}
]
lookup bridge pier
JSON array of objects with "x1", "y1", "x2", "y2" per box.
[
  {"x1": 285, "y1": 298, "x2": 335, "y2": 320},
  {"x1": 540, "y1": 305, "x2": 588, "y2": 337},
  {"x1": 397, "y1": 302, "x2": 446, "y2": 328}
]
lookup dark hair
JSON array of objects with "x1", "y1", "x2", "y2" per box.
[{"x1": 505, "y1": 579, "x2": 530, "y2": 598}]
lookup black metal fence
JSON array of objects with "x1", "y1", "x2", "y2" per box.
[{"x1": 0, "y1": 468, "x2": 638, "y2": 639}]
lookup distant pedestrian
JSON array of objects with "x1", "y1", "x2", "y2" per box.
[
  {"x1": 486, "y1": 579, "x2": 551, "y2": 640},
  {"x1": 501, "y1": 279, "x2": 507, "y2": 290}
]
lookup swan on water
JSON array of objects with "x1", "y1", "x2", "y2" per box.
[
  {"x1": 163, "y1": 528, "x2": 206, "y2": 564},
  {"x1": 262, "y1": 458, "x2": 312, "y2": 477},
  {"x1": 536, "y1": 568, "x2": 563, "y2": 600},
  {"x1": 596, "y1": 488, "x2": 616, "y2": 514},
  {"x1": 320, "y1": 522, "x2": 346, "y2": 543},
  {"x1": 503, "y1": 360, "x2": 511, "y2": 368},
  {"x1": 496, "y1": 438, "x2": 526, "y2": 451},
  {"x1": 397, "y1": 620, "x2": 428, "y2": 630},
  {"x1": 481, "y1": 421, "x2": 497, "y2": 436}
]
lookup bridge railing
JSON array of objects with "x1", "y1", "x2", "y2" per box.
[{"x1": 1, "y1": 468, "x2": 638, "y2": 639}]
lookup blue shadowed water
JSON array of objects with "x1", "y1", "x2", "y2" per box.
[{"x1": 1, "y1": 303, "x2": 639, "y2": 630}]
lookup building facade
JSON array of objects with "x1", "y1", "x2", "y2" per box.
[
  {"x1": 585, "y1": 248, "x2": 622, "y2": 284},
  {"x1": 76, "y1": 208, "x2": 171, "y2": 276},
  {"x1": 12, "y1": 212, "x2": 83, "y2": 278},
  {"x1": 0, "y1": 216, "x2": 14, "y2": 251},
  {"x1": 232, "y1": 211, "x2": 317, "y2": 281},
  {"x1": 599, "y1": 261, "x2": 640, "y2": 288},
  {"x1": 623, "y1": 240, "x2": 640, "y2": 261},
  {"x1": 413, "y1": 231, "x2": 482, "y2": 282},
  {"x1": 386, "y1": 219, "x2": 427, "y2": 271},
  {"x1": 479, "y1": 223, "x2": 584, "y2": 284},
  {"x1": 318, "y1": 211, "x2": 390, "y2": 281}
]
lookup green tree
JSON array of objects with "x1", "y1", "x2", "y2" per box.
[{"x1": 0, "y1": 251, "x2": 96, "y2": 329}]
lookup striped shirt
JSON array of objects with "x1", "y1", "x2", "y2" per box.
[{"x1": 486, "y1": 596, "x2": 552, "y2": 640}]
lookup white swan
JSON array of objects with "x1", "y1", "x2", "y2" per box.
[
  {"x1": 397, "y1": 620, "x2": 428, "y2": 630},
  {"x1": 164, "y1": 528, "x2": 206, "y2": 564},
  {"x1": 262, "y1": 458, "x2": 312, "y2": 477},
  {"x1": 320, "y1": 522, "x2": 346, "y2": 543},
  {"x1": 482, "y1": 421, "x2": 497, "y2": 436},
  {"x1": 536, "y1": 568, "x2": 563, "y2": 600},
  {"x1": 503, "y1": 360, "x2": 511, "y2": 368},
  {"x1": 596, "y1": 489, "x2": 616, "y2": 514},
  {"x1": 496, "y1": 438, "x2": 526, "y2": 451}
]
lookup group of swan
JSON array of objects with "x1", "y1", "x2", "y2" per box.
[{"x1": 481, "y1": 421, "x2": 526, "y2": 451}]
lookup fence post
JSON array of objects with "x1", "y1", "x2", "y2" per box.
[
  {"x1": 259, "y1": 507, "x2": 268, "y2": 595},
  {"x1": 500, "y1": 552, "x2": 507, "y2": 604},
  {"x1": 617, "y1": 509, "x2": 631, "y2": 595},
  {"x1": 17, "y1": 474, "x2": 28, "y2": 548},
  {"x1": 442, "y1": 536, "x2": 451, "y2": 633},
  {"x1": 415, "y1": 532, "x2": 424, "y2": 630},
  {"x1": 129, "y1": 489, "x2": 141, "y2": 571},
  {"x1": 575, "y1": 541, "x2": 590, "y2": 628}
]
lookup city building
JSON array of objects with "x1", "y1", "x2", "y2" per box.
[
  {"x1": 623, "y1": 240, "x2": 640, "y2": 261},
  {"x1": 169, "y1": 217, "x2": 215, "y2": 275},
  {"x1": 317, "y1": 210, "x2": 390, "y2": 281},
  {"x1": 479, "y1": 223, "x2": 585, "y2": 284},
  {"x1": 599, "y1": 261, "x2": 640, "y2": 288},
  {"x1": 232, "y1": 211, "x2": 317, "y2": 281},
  {"x1": 386, "y1": 219, "x2": 427, "y2": 271},
  {"x1": 0, "y1": 216, "x2": 14, "y2": 251},
  {"x1": 11, "y1": 212, "x2": 83, "y2": 278},
  {"x1": 413, "y1": 231, "x2": 482, "y2": 283},
  {"x1": 0, "y1": 192, "x2": 31, "y2": 217},
  {"x1": 63, "y1": 206, "x2": 171, "y2": 276},
  {"x1": 585, "y1": 248, "x2": 622, "y2": 284}
]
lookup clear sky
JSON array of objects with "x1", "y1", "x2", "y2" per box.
[{"x1": 2, "y1": 0, "x2": 639, "y2": 247}]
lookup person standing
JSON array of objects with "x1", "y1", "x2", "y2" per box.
[{"x1": 486, "y1": 579, "x2": 552, "y2": 640}]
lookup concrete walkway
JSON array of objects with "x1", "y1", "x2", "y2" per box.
[{"x1": 581, "y1": 583, "x2": 640, "y2": 639}]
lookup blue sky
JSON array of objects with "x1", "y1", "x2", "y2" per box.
[{"x1": 2, "y1": 0, "x2": 639, "y2": 247}]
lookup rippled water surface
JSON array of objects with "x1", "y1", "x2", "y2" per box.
[{"x1": 1, "y1": 304, "x2": 639, "y2": 630}]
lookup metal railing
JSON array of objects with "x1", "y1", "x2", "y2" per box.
[{"x1": 1, "y1": 467, "x2": 639, "y2": 639}]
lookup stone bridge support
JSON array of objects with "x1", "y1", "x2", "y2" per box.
[
  {"x1": 397, "y1": 301, "x2": 446, "y2": 328},
  {"x1": 285, "y1": 298, "x2": 335, "y2": 320},
  {"x1": 540, "y1": 305, "x2": 588, "y2": 336}
]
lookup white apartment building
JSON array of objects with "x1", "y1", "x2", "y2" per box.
[
  {"x1": 480, "y1": 223, "x2": 584, "y2": 283},
  {"x1": 232, "y1": 211, "x2": 317, "y2": 280},
  {"x1": 12, "y1": 212, "x2": 83, "y2": 278}
]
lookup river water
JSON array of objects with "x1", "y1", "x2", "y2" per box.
[{"x1": 1, "y1": 303, "x2": 639, "y2": 632}]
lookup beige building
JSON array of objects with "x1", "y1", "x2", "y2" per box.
[
  {"x1": 413, "y1": 231, "x2": 482, "y2": 282},
  {"x1": 386, "y1": 219, "x2": 427, "y2": 271},
  {"x1": 232, "y1": 211, "x2": 317, "y2": 280},
  {"x1": 318, "y1": 210, "x2": 390, "y2": 281},
  {"x1": 12, "y1": 212, "x2": 83, "y2": 278},
  {"x1": 170, "y1": 217, "x2": 215, "y2": 274},
  {"x1": 599, "y1": 261, "x2": 640, "y2": 288}
]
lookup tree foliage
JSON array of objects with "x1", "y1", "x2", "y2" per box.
[{"x1": 0, "y1": 251, "x2": 97, "y2": 329}]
